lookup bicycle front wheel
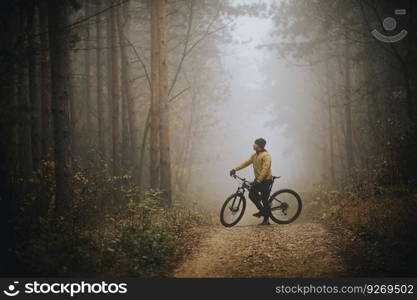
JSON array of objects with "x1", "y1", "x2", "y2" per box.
[
  {"x1": 220, "y1": 193, "x2": 246, "y2": 227},
  {"x1": 268, "y1": 189, "x2": 302, "y2": 224}
]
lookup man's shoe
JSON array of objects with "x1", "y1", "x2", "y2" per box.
[
  {"x1": 252, "y1": 211, "x2": 264, "y2": 218},
  {"x1": 258, "y1": 218, "x2": 270, "y2": 225}
]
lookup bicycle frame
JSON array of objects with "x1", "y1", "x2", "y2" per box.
[
  {"x1": 222, "y1": 174, "x2": 301, "y2": 226},
  {"x1": 231, "y1": 175, "x2": 282, "y2": 210},
  {"x1": 232, "y1": 175, "x2": 251, "y2": 193}
]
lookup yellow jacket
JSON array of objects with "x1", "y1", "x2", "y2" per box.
[{"x1": 234, "y1": 150, "x2": 272, "y2": 182}]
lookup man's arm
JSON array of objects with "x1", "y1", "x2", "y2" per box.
[
  {"x1": 233, "y1": 155, "x2": 253, "y2": 171},
  {"x1": 256, "y1": 154, "x2": 271, "y2": 182}
]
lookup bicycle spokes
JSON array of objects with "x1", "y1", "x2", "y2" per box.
[
  {"x1": 229, "y1": 196, "x2": 240, "y2": 213},
  {"x1": 229, "y1": 205, "x2": 239, "y2": 213},
  {"x1": 227, "y1": 199, "x2": 241, "y2": 215},
  {"x1": 271, "y1": 201, "x2": 288, "y2": 214},
  {"x1": 270, "y1": 193, "x2": 298, "y2": 221},
  {"x1": 224, "y1": 197, "x2": 243, "y2": 223}
]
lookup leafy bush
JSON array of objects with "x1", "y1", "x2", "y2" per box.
[{"x1": 12, "y1": 160, "x2": 208, "y2": 277}]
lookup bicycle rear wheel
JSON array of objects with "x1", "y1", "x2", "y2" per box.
[
  {"x1": 220, "y1": 193, "x2": 246, "y2": 227},
  {"x1": 268, "y1": 189, "x2": 302, "y2": 224}
]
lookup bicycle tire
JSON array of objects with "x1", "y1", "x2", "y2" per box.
[
  {"x1": 220, "y1": 193, "x2": 246, "y2": 227},
  {"x1": 268, "y1": 189, "x2": 302, "y2": 224}
]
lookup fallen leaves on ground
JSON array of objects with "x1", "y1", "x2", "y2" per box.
[{"x1": 173, "y1": 221, "x2": 355, "y2": 278}]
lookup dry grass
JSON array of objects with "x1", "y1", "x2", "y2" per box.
[{"x1": 312, "y1": 186, "x2": 417, "y2": 276}]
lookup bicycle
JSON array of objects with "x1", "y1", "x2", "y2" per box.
[{"x1": 220, "y1": 174, "x2": 302, "y2": 227}]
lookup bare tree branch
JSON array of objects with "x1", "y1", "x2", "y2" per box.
[
  {"x1": 123, "y1": 35, "x2": 152, "y2": 90},
  {"x1": 168, "y1": 86, "x2": 191, "y2": 103}
]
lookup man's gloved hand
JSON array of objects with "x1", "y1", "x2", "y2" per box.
[{"x1": 230, "y1": 169, "x2": 236, "y2": 176}]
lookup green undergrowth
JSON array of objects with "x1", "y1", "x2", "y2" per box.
[{"x1": 11, "y1": 159, "x2": 211, "y2": 277}]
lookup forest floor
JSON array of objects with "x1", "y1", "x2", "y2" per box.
[
  {"x1": 172, "y1": 220, "x2": 356, "y2": 278},
  {"x1": 171, "y1": 192, "x2": 417, "y2": 278}
]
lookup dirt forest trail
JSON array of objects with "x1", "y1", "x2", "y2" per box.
[{"x1": 173, "y1": 221, "x2": 356, "y2": 278}]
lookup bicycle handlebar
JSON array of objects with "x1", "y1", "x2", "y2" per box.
[
  {"x1": 232, "y1": 174, "x2": 250, "y2": 183},
  {"x1": 232, "y1": 174, "x2": 281, "y2": 183}
]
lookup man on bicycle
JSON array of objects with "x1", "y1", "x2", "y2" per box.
[{"x1": 230, "y1": 138, "x2": 273, "y2": 225}]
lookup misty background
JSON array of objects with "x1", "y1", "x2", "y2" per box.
[
  {"x1": 191, "y1": 0, "x2": 319, "y2": 212},
  {"x1": 2, "y1": 0, "x2": 417, "y2": 277}
]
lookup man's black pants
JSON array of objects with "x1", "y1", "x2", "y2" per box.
[{"x1": 248, "y1": 179, "x2": 272, "y2": 214}]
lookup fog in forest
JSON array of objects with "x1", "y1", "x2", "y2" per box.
[
  {"x1": 2, "y1": 0, "x2": 417, "y2": 277},
  {"x1": 182, "y1": 0, "x2": 319, "y2": 212}
]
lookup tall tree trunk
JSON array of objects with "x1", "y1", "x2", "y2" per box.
[
  {"x1": 117, "y1": 3, "x2": 130, "y2": 169},
  {"x1": 39, "y1": 0, "x2": 52, "y2": 158},
  {"x1": 138, "y1": 108, "x2": 150, "y2": 187},
  {"x1": 118, "y1": 1, "x2": 140, "y2": 176},
  {"x1": 69, "y1": 67, "x2": 78, "y2": 156},
  {"x1": 84, "y1": 0, "x2": 93, "y2": 143},
  {"x1": 105, "y1": 2, "x2": 113, "y2": 163},
  {"x1": 110, "y1": 2, "x2": 121, "y2": 176},
  {"x1": 47, "y1": 0, "x2": 73, "y2": 215},
  {"x1": 158, "y1": 0, "x2": 172, "y2": 205},
  {"x1": 175, "y1": 89, "x2": 195, "y2": 193},
  {"x1": 18, "y1": 7, "x2": 33, "y2": 178},
  {"x1": 27, "y1": 5, "x2": 41, "y2": 170},
  {"x1": 182, "y1": 133, "x2": 194, "y2": 196},
  {"x1": 121, "y1": 81, "x2": 130, "y2": 169},
  {"x1": 344, "y1": 37, "x2": 354, "y2": 170},
  {"x1": 326, "y1": 62, "x2": 335, "y2": 185},
  {"x1": 0, "y1": 8, "x2": 20, "y2": 273},
  {"x1": 150, "y1": 0, "x2": 161, "y2": 189},
  {"x1": 96, "y1": 2, "x2": 105, "y2": 155},
  {"x1": 4, "y1": 64, "x2": 19, "y2": 180}
]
